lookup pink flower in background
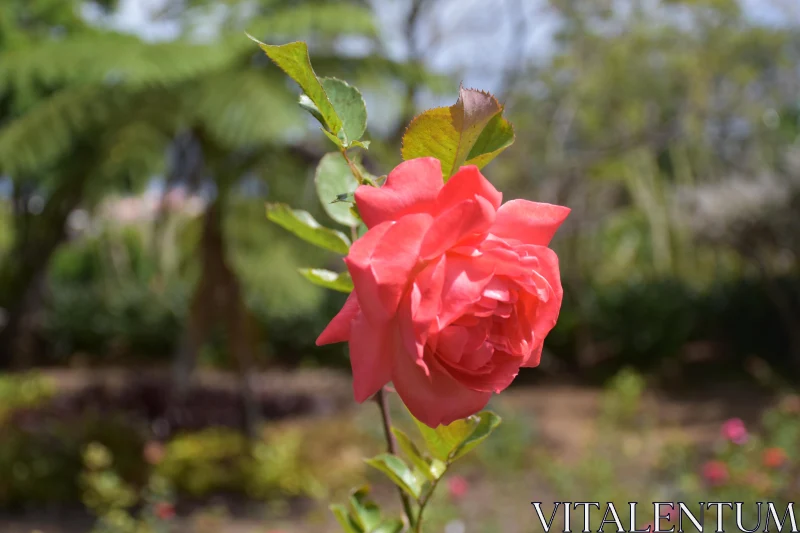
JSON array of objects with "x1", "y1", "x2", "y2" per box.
[
  {"x1": 154, "y1": 502, "x2": 175, "y2": 521},
  {"x1": 702, "y1": 460, "x2": 729, "y2": 486},
  {"x1": 447, "y1": 475, "x2": 470, "y2": 499},
  {"x1": 721, "y1": 418, "x2": 748, "y2": 444},
  {"x1": 317, "y1": 158, "x2": 569, "y2": 427},
  {"x1": 763, "y1": 447, "x2": 787, "y2": 469}
]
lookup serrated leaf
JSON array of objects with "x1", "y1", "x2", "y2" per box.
[
  {"x1": 401, "y1": 86, "x2": 513, "y2": 179},
  {"x1": 364, "y1": 454, "x2": 423, "y2": 499},
  {"x1": 321, "y1": 77, "x2": 367, "y2": 144},
  {"x1": 413, "y1": 411, "x2": 502, "y2": 463},
  {"x1": 330, "y1": 504, "x2": 363, "y2": 533},
  {"x1": 315, "y1": 152, "x2": 361, "y2": 226},
  {"x1": 249, "y1": 37, "x2": 342, "y2": 135},
  {"x1": 298, "y1": 268, "x2": 354, "y2": 293},
  {"x1": 392, "y1": 428, "x2": 438, "y2": 481},
  {"x1": 372, "y1": 519, "x2": 404, "y2": 533},
  {"x1": 349, "y1": 487, "x2": 382, "y2": 532},
  {"x1": 266, "y1": 203, "x2": 350, "y2": 254}
]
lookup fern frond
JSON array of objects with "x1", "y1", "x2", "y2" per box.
[
  {"x1": 184, "y1": 70, "x2": 302, "y2": 149},
  {"x1": 0, "y1": 85, "x2": 130, "y2": 175},
  {"x1": 97, "y1": 120, "x2": 170, "y2": 182},
  {"x1": 0, "y1": 33, "x2": 242, "y2": 94}
]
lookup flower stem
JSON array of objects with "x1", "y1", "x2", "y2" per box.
[
  {"x1": 413, "y1": 467, "x2": 446, "y2": 533},
  {"x1": 374, "y1": 387, "x2": 416, "y2": 529},
  {"x1": 340, "y1": 147, "x2": 366, "y2": 185}
]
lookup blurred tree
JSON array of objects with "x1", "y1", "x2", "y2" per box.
[
  {"x1": 496, "y1": 0, "x2": 800, "y2": 370},
  {"x1": 0, "y1": 0, "x2": 127, "y2": 366},
  {"x1": 0, "y1": 0, "x2": 442, "y2": 433}
]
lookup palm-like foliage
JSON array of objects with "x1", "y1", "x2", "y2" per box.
[{"x1": 0, "y1": 0, "x2": 443, "y2": 377}]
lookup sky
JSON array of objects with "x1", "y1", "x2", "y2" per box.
[
  {"x1": 79, "y1": 0, "x2": 799, "y2": 144},
  {"x1": 97, "y1": 0, "x2": 794, "y2": 95}
]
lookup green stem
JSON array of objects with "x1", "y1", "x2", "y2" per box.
[
  {"x1": 340, "y1": 147, "x2": 367, "y2": 184},
  {"x1": 413, "y1": 469, "x2": 446, "y2": 533},
  {"x1": 374, "y1": 388, "x2": 416, "y2": 529}
]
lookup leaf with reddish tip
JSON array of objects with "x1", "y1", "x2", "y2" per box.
[{"x1": 401, "y1": 87, "x2": 514, "y2": 179}]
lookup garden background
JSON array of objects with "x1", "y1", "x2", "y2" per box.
[{"x1": 1, "y1": 0, "x2": 800, "y2": 531}]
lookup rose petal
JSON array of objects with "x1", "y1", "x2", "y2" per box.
[
  {"x1": 390, "y1": 332, "x2": 491, "y2": 428},
  {"x1": 316, "y1": 292, "x2": 360, "y2": 345},
  {"x1": 437, "y1": 166, "x2": 502, "y2": 212},
  {"x1": 491, "y1": 199, "x2": 570, "y2": 246},
  {"x1": 412, "y1": 255, "x2": 447, "y2": 329},
  {"x1": 521, "y1": 246, "x2": 563, "y2": 367},
  {"x1": 435, "y1": 326, "x2": 470, "y2": 364},
  {"x1": 346, "y1": 213, "x2": 433, "y2": 322},
  {"x1": 441, "y1": 350, "x2": 522, "y2": 393},
  {"x1": 349, "y1": 312, "x2": 393, "y2": 402},
  {"x1": 524, "y1": 341, "x2": 544, "y2": 368},
  {"x1": 435, "y1": 255, "x2": 495, "y2": 331},
  {"x1": 420, "y1": 196, "x2": 496, "y2": 260},
  {"x1": 355, "y1": 157, "x2": 443, "y2": 228}
]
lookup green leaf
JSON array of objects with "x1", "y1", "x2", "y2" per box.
[
  {"x1": 401, "y1": 86, "x2": 514, "y2": 179},
  {"x1": 315, "y1": 153, "x2": 361, "y2": 226},
  {"x1": 335, "y1": 192, "x2": 356, "y2": 203},
  {"x1": 330, "y1": 504, "x2": 363, "y2": 533},
  {"x1": 392, "y1": 428, "x2": 439, "y2": 481},
  {"x1": 298, "y1": 268, "x2": 354, "y2": 293},
  {"x1": 266, "y1": 203, "x2": 350, "y2": 254},
  {"x1": 349, "y1": 487, "x2": 382, "y2": 532},
  {"x1": 299, "y1": 94, "x2": 325, "y2": 125},
  {"x1": 412, "y1": 411, "x2": 502, "y2": 463},
  {"x1": 372, "y1": 519, "x2": 404, "y2": 533},
  {"x1": 465, "y1": 112, "x2": 515, "y2": 168},
  {"x1": 364, "y1": 454, "x2": 423, "y2": 499},
  {"x1": 450, "y1": 411, "x2": 502, "y2": 461},
  {"x1": 352, "y1": 140, "x2": 371, "y2": 150},
  {"x1": 322, "y1": 128, "x2": 345, "y2": 148},
  {"x1": 429, "y1": 459, "x2": 447, "y2": 479},
  {"x1": 248, "y1": 37, "x2": 342, "y2": 135},
  {"x1": 321, "y1": 78, "x2": 368, "y2": 144}
]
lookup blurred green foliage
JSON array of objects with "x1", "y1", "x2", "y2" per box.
[
  {"x1": 0, "y1": 371, "x2": 53, "y2": 423},
  {"x1": 0, "y1": 412, "x2": 363, "y2": 509},
  {"x1": 0, "y1": 415, "x2": 145, "y2": 507},
  {"x1": 1, "y1": 0, "x2": 797, "y2": 377}
]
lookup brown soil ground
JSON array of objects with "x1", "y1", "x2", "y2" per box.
[{"x1": 0, "y1": 368, "x2": 774, "y2": 533}]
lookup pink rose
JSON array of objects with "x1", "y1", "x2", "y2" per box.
[
  {"x1": 317, "y1": 158, "x2": 569, "y2": 427},
  {"x1": 447, "y1": 475, "x2": 470, "y2": 499},
  {"x1": 720, "y1": 418, "x2": 747, "y2": 445},
  {"x1": 762, "y1": 447, "x2": 787, "y2": 469},
  {"x1": 154, "y1": 502, "x2": 175, "y2": 521},
  {"x1": 702, "y1": 460, "x2": 729, "y2": 486}
]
